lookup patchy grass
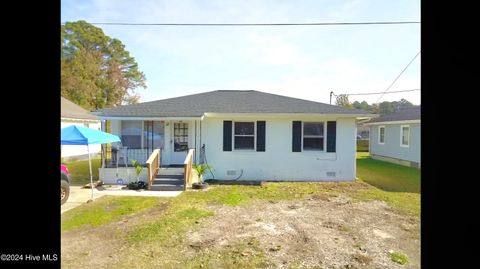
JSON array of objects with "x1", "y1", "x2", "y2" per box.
[
  {"x1": 353, "y1": 253, "x2": 373, "y2": 265},
  {"x1": 62, "y1": 152, "x2": 419, "y2": 268},
  {"x1": 64, "y1": 157, "x2": 102, "y2": 185},
  {"x1": 185, "y1": 237, "x2": 273, "y2": 269},
  {"x1": 129, "y1": 206, "x2": 214, "y2": 243},
  {"x1": 61, "y1": 196, "x2": 163, "y2": 232},
  {"x1": 128, "y1": 182, "x2": 352, "y2": 244},
  {"x1": 354, "y1": 189, "x2": 420, "y2": 215},
  {"x1": 389, "y1": 251, "x2": 409, "y2": 265},
  {"x1": 355, "y1": 152, "x2": 420, "y2": 216}
]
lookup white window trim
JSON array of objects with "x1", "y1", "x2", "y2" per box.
[
  {"x1": 400, "y1": 125, "x2": 410, "y2": 148},
  {"x1": 233, "y1": 121, "x2": 256, "y2": 151},
  {"x1": 302, "y1": 121, "x2": 326, "y2": 151},
  {"x1": 378, "y1": 126, "x2": 385, "y2": 145},
  {"x1": 173, "y1": 122, "x2": 189, "y2": 152}
]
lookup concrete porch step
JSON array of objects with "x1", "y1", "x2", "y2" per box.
[
  {"x1": 150, "y1": 184, "x2": 184, "y2": 191},
  {"x1": 158, "y1": 167, "x2": 184, "y2": 175},
  {"x1": 156, "y1": 174, "x2": 183, "y2": 180},
  {"x1": 152, "y1": 178, "x2": 184, "y2": 185},
  {"x1": 148, "y1": 166, "x2": 185, "y2": 191}
]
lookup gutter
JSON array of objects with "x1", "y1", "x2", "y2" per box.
[{"x1": 364, "y1": 119, "x2": 420, "y2": 125}]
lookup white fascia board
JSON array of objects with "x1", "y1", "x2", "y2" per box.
[
  {"x1": 97, "y1": 116, "x2": 202, "y2": 121},
  {"x1": 203, "y1": 112, "x2": 375, "y2": 119},
  {"x1": 364, "y1": 119, "x2": 421, "y2": 126},
  {"x1": 61, "y1": 117, "x2": 100, "y2": 123}
]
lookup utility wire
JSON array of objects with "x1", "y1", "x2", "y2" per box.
[
  {"x1": 375, "y1": 51, "x2": 421, "y2": 103},
  {"x1": 72, "y1": 21, "x2": 420, "y2": 27},
  {"x1": 340, "y1": 89, "x2": 420, "y2": 96}
]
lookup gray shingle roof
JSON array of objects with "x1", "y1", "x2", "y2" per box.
[
  {"x1": 367, "y1": 106, "x2": 420, "y2": 123},
  {"x1": 95, "y1": 90, "x2": 369, "y2": 117},
  {"x1": 61, "y1": 97, "x2": 99, "y2": 120}
]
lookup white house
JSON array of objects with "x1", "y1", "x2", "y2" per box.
[
  {"x1": 94, "y1": 90, "x2": 372, "y2": 184},
  {"x1": 61, "y1": 97, "x2": 101, "y2": 159},
  {"x1": 365, "y1": 106, "x2": 420, "y2": 168}
]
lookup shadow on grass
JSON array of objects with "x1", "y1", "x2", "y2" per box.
[
  {"x1": 357, "y1": 155, "x2": 420, "y2": 194},
  {"x1": 204, "y1": 179, "x2": 263, "y2": 186}
]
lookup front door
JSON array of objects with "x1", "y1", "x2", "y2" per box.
[{"x1": 171, "y1": 122, "x2": 189, "y2": 164}]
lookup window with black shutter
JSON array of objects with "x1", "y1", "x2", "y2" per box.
[
  {"x1": 256, "y1": 121, "x2": 266, "y2": 152},
  {"x1": 234, "y1": 122, "x2": 255, "y2": 150},
  {"x1": 303, "y1": 122, "x2": 324, "y2": 151},
  {"x1": 223, "y1": 121, "x2": 232, "y2": 151}
]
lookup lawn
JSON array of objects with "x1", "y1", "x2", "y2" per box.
[
  {"x1": 355, "y1": 152, "x2": 420, "y2": 215},
  {"x1": 62, "y1": 153, "x2": 420, "y2": 268},
  {"x1": 63, "y1": 157, "x2": 101, "y2": 185}
]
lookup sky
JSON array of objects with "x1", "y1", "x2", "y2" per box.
[{"x1": 61, "y1": 0, "x2": 420, "y2": 105}]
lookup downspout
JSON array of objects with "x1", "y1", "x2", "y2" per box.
[
  {"x1": 368, "y1": 126, "x2": 372, "y2": 155},
  {"x1": 194, "y1": 120, "x2": 197, "y2": 165},
  {"x1": 199, "y1": 118, "x2": 202, "y2": 155}
]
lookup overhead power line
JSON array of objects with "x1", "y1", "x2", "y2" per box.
[
  {"x1": 341, "y1": 89, "x2": 420, "y2": 96},
  {"x1": 75, "y1": 21, "x2": 420, "y2": 27},
  {"x1": 376, "y1": 51, "x2": 421, "y2": 103}
]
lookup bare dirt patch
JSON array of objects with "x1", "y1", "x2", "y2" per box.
[
  {"x1": 61, "y1": 201, "x2": 170, "y2": 268},
  {"x1": 61, "y1": 192, "x2": 419, "y2": 269},
  {"x1": 186, "y1": 194, "x2": 420, "y2": 269}
]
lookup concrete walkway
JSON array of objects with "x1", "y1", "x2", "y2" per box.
[
  {"x1": 61, "y1": 185, "x2": 183, "y2": 214},
  {"x1": 96, "y1": 185, "x2": 183, "y2": 197},
  {"x1": 61, "y1": 186, "x2": 106, "y2": 214}
]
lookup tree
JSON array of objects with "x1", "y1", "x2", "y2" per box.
[
  {"x1": 61, "y1": 20, "x2": 147, "y2": 110},
  {"x1": 378, "y1": 101, "x2": 396, "y2": 116},
  {"x1": 335, "y1": 94, "x2": 353, "y2": 108},
  {"x1": 350, "y1": 98, "x2": 414, "y2": 115},
  {"x1": 353, "y1": 101, "x2": 371, "y2": 111}
]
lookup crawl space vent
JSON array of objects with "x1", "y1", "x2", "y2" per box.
[
  {"x1": 226, "y1": 170, "x2": 237, "y2": 176},
  {"x1": 326, "y1": 172, "x2": 336, "y2": 177}
]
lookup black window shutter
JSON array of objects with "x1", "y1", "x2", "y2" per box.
[
  {"x1": 292, "y1": 121, "x2": 302, "y2": 152},
  {"x1": 223, "y1": 121, "x2": 232, "y2": 151},
  {"x1": 327, "y1": 121, "x2": 336, "y2": 152},
  {"x1": 256, "y1": 121, "x2": 266, "y2": 152}
]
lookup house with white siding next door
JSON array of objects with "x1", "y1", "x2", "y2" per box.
[
  {"x1": 93, "y1": 90, "x2": 373, "y2": 184},
  {"x1": 61, "y1": 97, "x2": 101, "y2": 159}
]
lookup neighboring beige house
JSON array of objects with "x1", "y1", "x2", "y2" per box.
[{"x1": 61, "y1": 97, "x2": 101, "y2": 159}]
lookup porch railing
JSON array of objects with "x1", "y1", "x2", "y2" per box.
[
  {"x1": 146, "y1": 149, "x2": 161, "y2": 190},
  {"x1": 104, "y1": 148, "x2": 153, "y2": 167},
  {"x1": 183, "y1": 149, "x2": 195, "y2": 191}
]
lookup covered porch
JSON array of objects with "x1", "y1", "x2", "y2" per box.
[
  {"x1": 99, "y1": 118, "x2": 202, "y2": 167},
  {"x1": 98, "y1": 117, "x2": 202, "y2": 190}
]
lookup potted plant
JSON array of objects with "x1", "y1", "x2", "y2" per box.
[
  {"x1": 192, "y1": 164, "x2": 211, "y2": 189},
  {"x1": 127, "y1": 160, "x2": 147, "y2": 190}
]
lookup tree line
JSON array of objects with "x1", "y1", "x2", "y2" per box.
[
  {"x1": 335, "y1": 94, "x2": 415, "y2": 116},
  {"x1": 61, "y1": 21, "x2": 147, "y2": 111}
]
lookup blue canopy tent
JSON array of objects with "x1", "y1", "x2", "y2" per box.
[{"x1": 61, "y1": 125, "x2": 120, "y2": 200}]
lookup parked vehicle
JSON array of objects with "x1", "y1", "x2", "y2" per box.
[{"x1": 61, "y1": 164, "x2": 71, "y2": 205}]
